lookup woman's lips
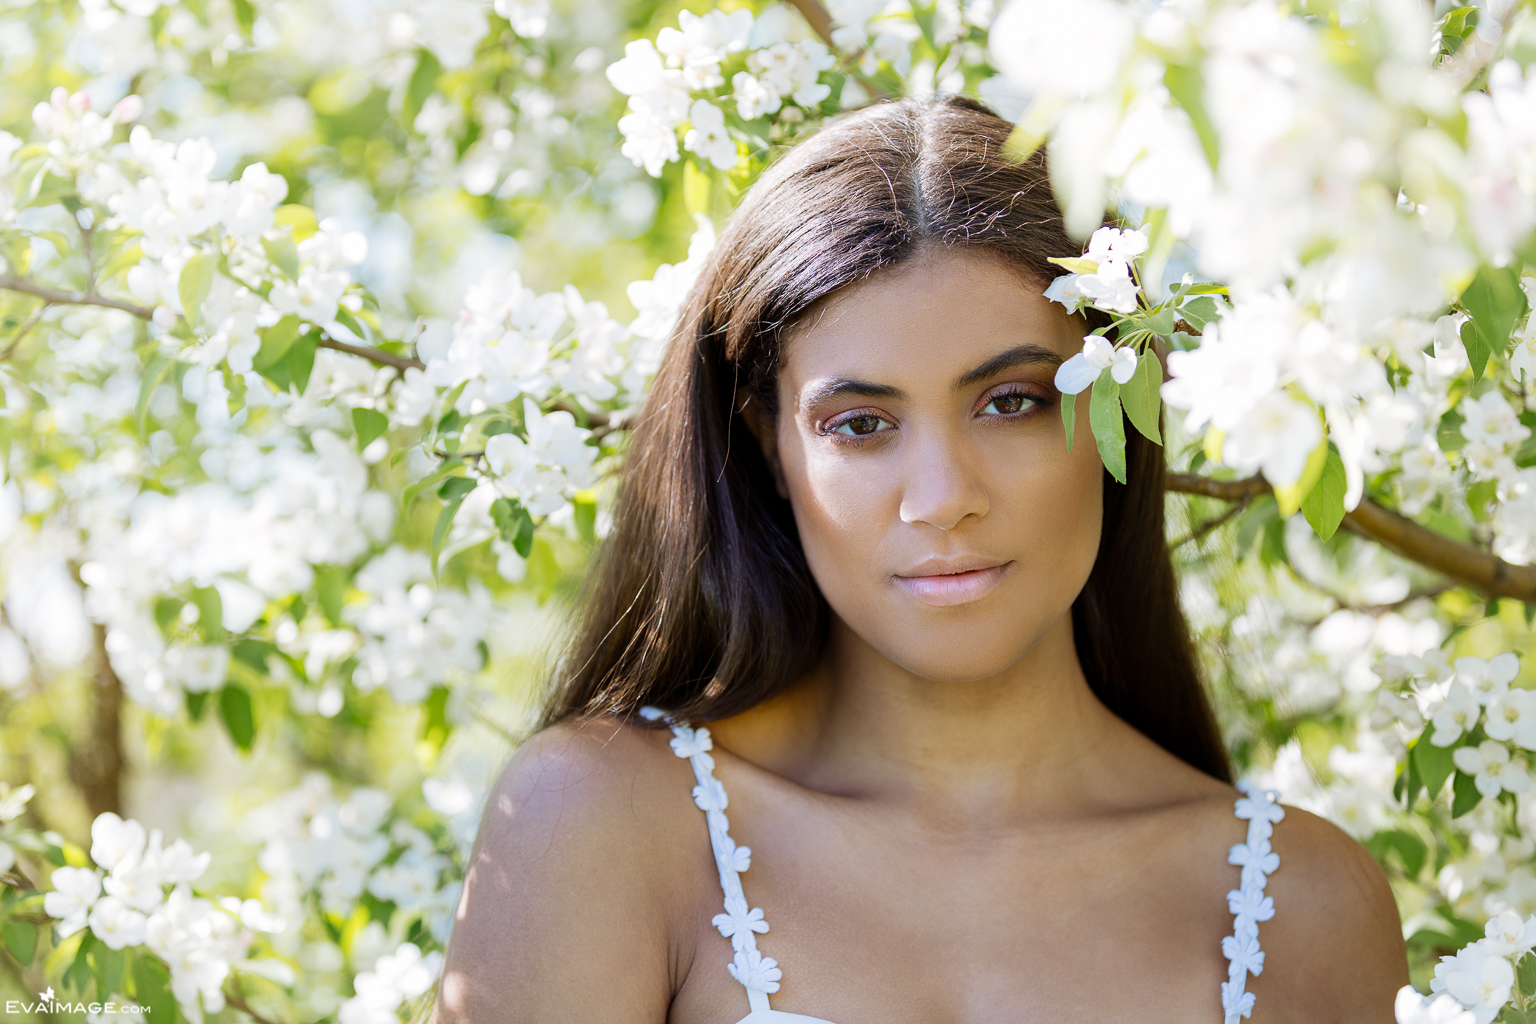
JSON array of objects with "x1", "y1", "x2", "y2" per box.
[{"x1": 892, "y1": 562, "x2": 1011, "y2": 607}]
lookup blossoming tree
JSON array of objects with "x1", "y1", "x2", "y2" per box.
[{"x1": 3, "y1": 0, "x2": 1536, "y2": 1021}]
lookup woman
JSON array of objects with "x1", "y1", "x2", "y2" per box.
[{"x1": 434, "y1": 96, "x2": 1408, "y2": 1023}]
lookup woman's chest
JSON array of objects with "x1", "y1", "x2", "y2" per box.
[{"x1": 666, "y1": 790, "x2": 1259, "y2": 1024}]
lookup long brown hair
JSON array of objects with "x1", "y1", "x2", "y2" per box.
[{"x1": 541, "y1": 95, "x2": 1231, "y2": 782}]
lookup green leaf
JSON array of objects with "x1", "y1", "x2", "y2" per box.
[
  {"x1": 403, "y1": 49, "x2": 443, "y2": 128},
  {"x1": 1461, "y1": 319, "x2": 1492, "y2": 382},
  {"x1": 1520, "y1": 952, "x2": 1536, "y2": 998},
  {"x1": 132, "y1": 950, "x2": 178, "y2": 1024},
  {"x1": 1060, "y1": 392, "x2": 1076, "y2": 452},
  {"x1": 232, "y1": 0, "x2": 256, "y2": 35},
  {"x1": 154, "y1": 597, "x2": 185, "y2": 636},
  {"x1": 1438, "y1": 408, "x2": 1467, "y2": 452},
  {"x1": 261, "y1": 234, "x2": 300, "y2": 280},
  {"x1": 438, "y1": 475, "x2": 478, "y2": 502},
  {"x1": 286, "y1": 333, "x2": 318, "y2": 395},
  {"x1": 491, "y1": 498, "x2": 536, "y2": 558},
  {"x1": 574, "y1": 496, "x2": 597, "y2": 544},
  {"x1": 419, "y1": 685, "x2": 451, "y2": 761},
  {"x1": 191, "y1": 585, "x2": 224, "y2": 641},
  {"x1": 231, "y1": 638, "x2": 277, "y2": 673},
  {"x1": 135, "y1": 355, "x2": 178, "y2": 434},
  {"x1": 2, "y1": 918, "x2": 36, "y2": 965},
  {"x1": 1300, "y1": 444, "x2": 1347, "y2": 541},
  {"x1": 219, "y1": 684, "x2": 257, "y2": 752},
  {"x1": 1047, "y1": 256, "x2": 1098, "y2": 274},
  {"x1": 185, "y1": 690, "x2": 209, "y2": 722},
  {"x1": 315, "y1": 565, "x2": 348, "y2": 627},
  {"x1": 1272, "y1": 434, "x2": 1328, "y2": 518},
  {"x1": 1164, "y1": 63, "x2": 1219, "y2": 169},
  {"x1": 1141, "y1": 307, "x2": 1177, "y2": 336},
  {"x1": 432, "y1": 480, "x2": 479, "y2": 561},
  {"x1": 65, "y1": 930, "x2": 97, "y2": 995},
  {"x1": 1178, "y1": 295, "x2": 1221, "y2": 331},
  {"x1": 1088, "y1": 372, "x2": 1127, "y2": 484},
  {"x1": 254, "y1": 315, "x2": 302, "y2": 389},
  {"x1": 1374, "y1": 829, "x2": 1427, "y2": 878},
  {"x1": 1468, "y1": 477, "x2": 1499, "y2": 522},
  {"x1": 91, "y1": 940, "x2": 126, "y2": 999},
  {"x1": 1451, "y1": 769, "x2": 1483, "y2": 818},
  {"x1": 1413, "y1": 731, "x2": 1456, "y2": 801},
  {"x1": 178, "y1": 253, "x2": 217, "y2": 330},
  {"x1": 1120, "y1": 350, "x2": 1162, "y2": 444},
  {"x1": 1463, "y1": 265, "x2": 1528, "y2": 366}
]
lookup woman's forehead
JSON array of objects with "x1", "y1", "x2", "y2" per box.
[{"x1": 778, "y1": 248, "x2": 1078, "y2": 390}]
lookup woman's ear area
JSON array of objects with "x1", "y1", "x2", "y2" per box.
[{"x1": 735, "y1": 385, "x2": 790, "y2": 500}]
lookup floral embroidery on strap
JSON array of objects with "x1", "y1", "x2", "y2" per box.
[
  {"x1": 1221, "y1": 780, "x2": 1285, "y2": 1024},
  {"x1": 642, "y1": 706, "x2": 780, "y2": 1013}
]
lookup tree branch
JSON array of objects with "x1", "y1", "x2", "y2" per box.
[
  {"x1": 1165, "y1": 472, "x2": 1536, "y2": 604},
  {"x1": 785, "y1": 0, "x2": 835, "y2": 47},
  {"x1": 316, "y1": 335, "x2": 424, "y2": 371},
  {"x1": 0, "y1": 275, "x2": 427, "y2": 373},
  {"x1": 0, "y1": 275, "x2": 152, "y2": 319}
]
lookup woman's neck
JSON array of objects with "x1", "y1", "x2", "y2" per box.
[{"x1": 706, "y1": 610, "x2": 1167, "y2": 833}]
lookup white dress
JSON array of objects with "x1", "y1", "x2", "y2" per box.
[{"x1": 640, "y1": 707, "x2": 1286, "y2": 1024}]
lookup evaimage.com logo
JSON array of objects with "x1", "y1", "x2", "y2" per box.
[{"x1": 5, "y1": 987, "x2": 150, "y2": 1015}]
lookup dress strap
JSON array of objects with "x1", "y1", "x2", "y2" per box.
[
  {"x1": 1221, "y1": 780, "x2": 1284, "y2": 1024},
  {"x1": 642, "y1": 707, "x2": 780, "y2": 1013}
]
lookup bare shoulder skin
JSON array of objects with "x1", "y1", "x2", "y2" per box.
[
  {"x1": 433, "y1": 718, "x2": 708, "y2": 1024},
  {"x1": 1257, "y1": 806, "x2": 1409, "y2": 1022}
]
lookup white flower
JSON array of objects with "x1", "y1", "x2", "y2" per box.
[
  {"x1": 683, "y1": 100, "x2": 738, "y2": 171},
  {"x1": 1395, "y1": 986, "x2": 1475, "y2": 1024},
  {"x1": 89, "y1": 895, "x2": 149, "y2": 950},
  {"x1": 1431, "y1": 683, "x2": 1482, "y2": 746},
  {"x1": 732, "y1": 73, "x2": 781, "y2": 121},
  {"x1": 1483, "y1": 689, "x2": 1536, "y2": 749},
  {"x1": 1074, "y1": 258, "x2": 1139, "y2": 314},
  {"x1": 606, "y1": 39, "x2": 690, "y2": 122},
  {"x1": 1480, "y1": 910, "x2": 1536, "y2": 957},
  {"x1": 104, "y1": 851, "x2": 166, "y2": 912},
  {"x1": 1220, "y1": 391, "x2": 1323, "y2": 489},
  {"x1": 1221, "y1": 930, "x2": 1264, "y2": 976},
  {"x1": 712, "y1": 894, "x2": 769, "y2": 951},
  {"x1": 1461, "y1": 393, "x2": 1530, "y2": 449},
  {"x1": 43, "y1": 866, "x2": 102, "y2": 935},
  {"x1": 1431, "y1": 943, "x2": 1513, "y2": 1024},
  {"x1": 1054, "y1": 336, "x2": 1137, "y2": 394},
  {"x1": 1043, "y1": 274, "x2": 1087, "y2": 313},
  {"x1": 669, "y1": 725, "x2": 713, "y2": 761},
  {"x1": 1453, "y1": 741, "x2": 1530, "y2": 798},
  {"x1": 656, "y1": 9, "x2": 753, "y2": 89},
  {"x1": 617, "y1": 108, "x2": 681, "y2": 177},
  {"x1": 1457, "y1": 654, "x2": 1520, "y2": 706},
  {"x1": 727, "y1": 948, "x2": 782, "y2": 994},
  {"x1": 91, "y1": 812, "x2": 147, "y2": 872}
]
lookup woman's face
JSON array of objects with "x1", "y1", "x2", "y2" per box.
[{"x1": 754, "y1": 247, "x2": 1105, "y2": 683}]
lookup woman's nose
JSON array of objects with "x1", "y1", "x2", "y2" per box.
[{"x1": 897, "y1": 434, "x2": 989, "y2": 531}]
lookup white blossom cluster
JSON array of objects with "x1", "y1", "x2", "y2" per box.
[
  {"x1": 606, "y1": 7, "x2": 836, "y2": 175},
  {"x1": 1429, "y1": 909, "x2": 1536, "y2": 1024},
  {"x1": 250, "y1": 776, "x2": 463, "y2": 947},
  {"x1": 990, "y1": 0, "x2": 1536, "y2": 512},
  {"x1": 42, "y1": 813, "x2": 284, "y2": 1024}
]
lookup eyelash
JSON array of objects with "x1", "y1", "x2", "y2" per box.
[{"x1": 818, "y1": 385, "x2": 1053, "y2": 446}]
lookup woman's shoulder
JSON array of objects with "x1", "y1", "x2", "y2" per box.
[
  {"x1": 434, "y1": 716, "x2": 711, "y2": 1023},
  {"x1": 1258, "y1": 800, "x2": 1409, "y2": 1021},
  {"x1": 476, "y1": 715, "x2": 704, "y2": 876}
]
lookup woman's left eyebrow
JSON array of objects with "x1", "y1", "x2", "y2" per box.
[{"x1": 951, "y1": 344, "x2": 1064, "y2": 391}]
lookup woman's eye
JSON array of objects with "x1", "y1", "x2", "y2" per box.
[
  {"x1": 982, "y1": 391, "x2": 1035, "y2": 416},
  {"x1": 831, "y1": 414, "x2": 891, "y2": 437}
]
